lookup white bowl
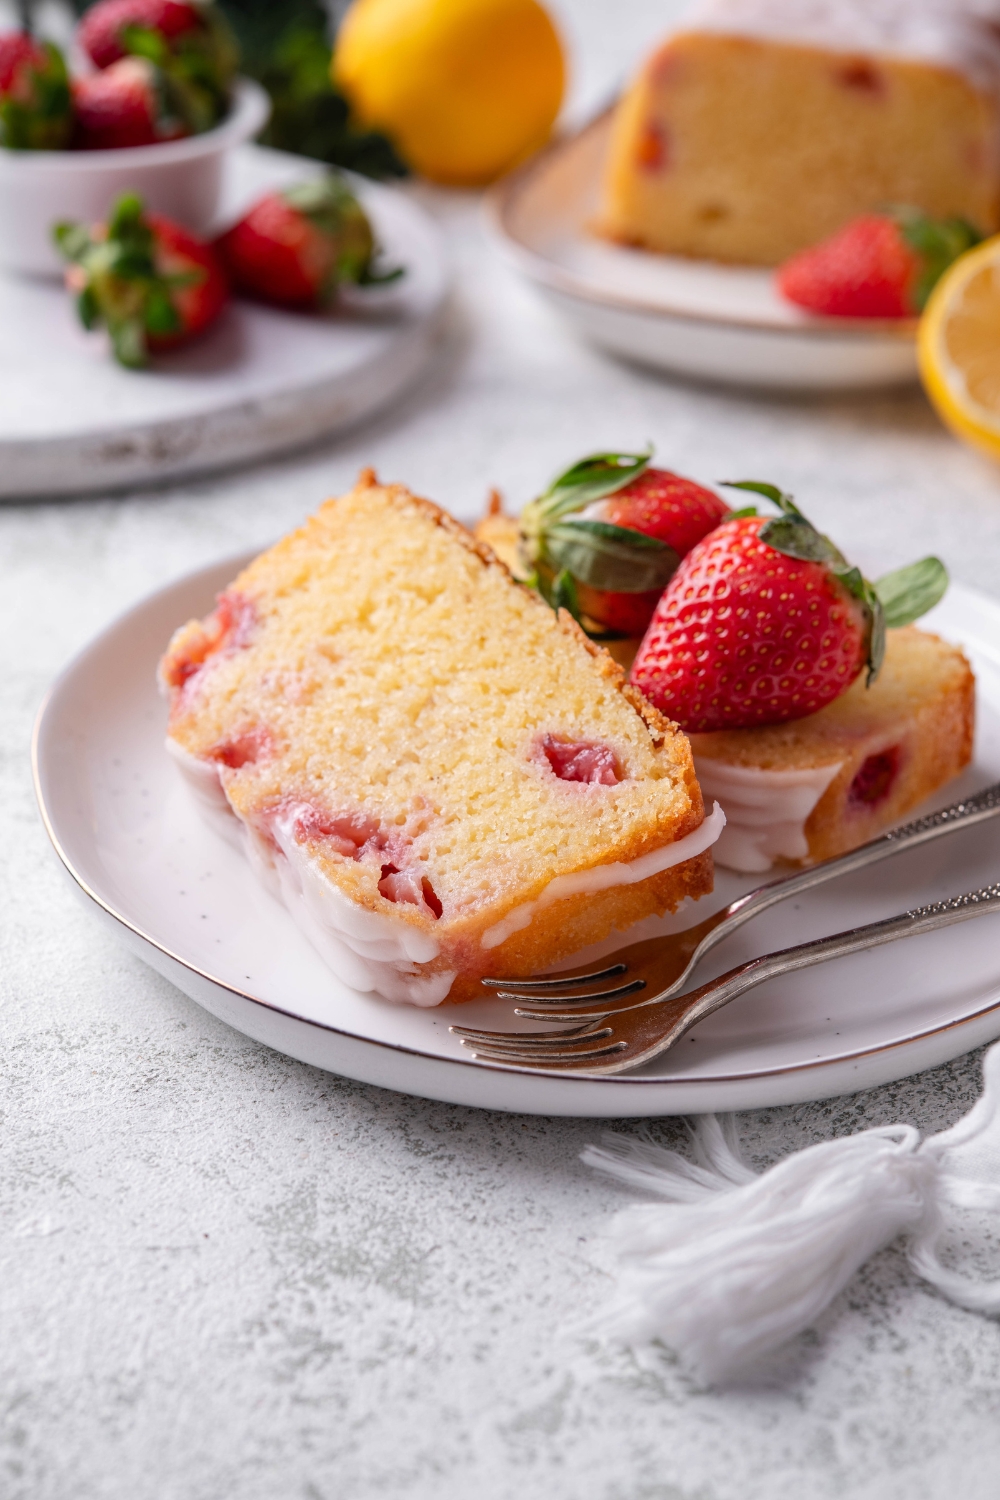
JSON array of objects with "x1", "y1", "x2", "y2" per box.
[{"x1": 0, "y1": 77, "x2": 270, "y2": 278}]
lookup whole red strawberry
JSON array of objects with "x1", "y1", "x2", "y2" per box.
[
  {"x1": 778, "y1": 211, "x2": 981, "y2": 319},
  {"x1": 630, "y1": 481, "x2": 948, "y2": 732},
  {"x1": 54, "y1": 192, "x2": 228, "y2": 366},
  {"x1": 216, "y1": 176, "x2": 395, "y2": 307},
  {"x1": 0, "y1": 30, "x2": 72, "y2": 149},
  {"x1": 73, "y1": 55, "x2": 183, "y2": 148},
  {"x1": 519, "y1": 450, "x2": 728, "y2": 637},
  {"x1": 80, "y1": 0, "x2": 203, "y2": 67},
  {"x1": 78, "y1": 0, "x2": 237, "y2": 133}
]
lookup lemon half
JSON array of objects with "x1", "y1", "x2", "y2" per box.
[
  {"x1": 919, "y1": 234, "x2": 1000, "y2": 463},
  {"x1": 334, "y1": 0, "x2": 566, "y2": 187}
]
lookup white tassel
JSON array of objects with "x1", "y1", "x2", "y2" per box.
[{"x1": 582, "y1": 1042, "x2": 1000, "y2": 1383}]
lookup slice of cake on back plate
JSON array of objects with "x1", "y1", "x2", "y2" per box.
[
  {"x1": 159, "y1": 472, "x2": 722, "y2": 1006},
  {"x1": 599, "y1": 0, "x2": 1000, "y2": 265}
]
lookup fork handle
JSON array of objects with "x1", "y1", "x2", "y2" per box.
[
  {"x1": 666, "y1": 881, "x2": 1000, "y2": 1047},
  {"x1": 696, "y1": 781, "x2": 1000, "y2": 967}
]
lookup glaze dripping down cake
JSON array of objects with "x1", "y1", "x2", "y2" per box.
[
  {"x1": 159, "y1": 473, "x2": 721, "y2": 1005},
  {"x1": 600, "y1": 0, "x2": 1000, "y2": 265},
  {"x1": 691, "y1": 627, "x2": 975, "y2": 872}
]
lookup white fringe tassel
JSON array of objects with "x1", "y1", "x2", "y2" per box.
[{"x1": 582, "y1": 1041, "x2": 1000, "y2": 1383}]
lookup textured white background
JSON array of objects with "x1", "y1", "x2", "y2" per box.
[{"x1": 5, "y1": 3, "x2": 1000, "y2": 1497}]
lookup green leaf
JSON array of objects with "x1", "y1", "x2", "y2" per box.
[
  {"x1": 540, "y1": 448, "x2": 653, "y2": 522},
  {"x1": 544, "y1": 518, "x2": 680, "y2": 593},
  {"x1": 721, "y1": 479, "x2": 803, "y2": 517},
  {"x1": 759, "y1": 516, "x2": 845, "y2": 567},
  {"x1": 551, "y1": 569, "x2": 582, "y2": 620},
  {"x1": 109, "y1": 318, "x2": 149, "y2": 370},
  {"x1": 874, "y1": 556, "x2": 949, "y2": 627},
  {"x1": 144, "y1": 287, "x2": 182, "y2": 336},
  {"x1": 76, "y1": 287, "x2": 99, "y2": 331},
  {"x1": 723, "y1": 505, "x2": 759, "y2": 520},
  {"x1": 52, "y1": 221, "x2": 91, "y2": 263},
  {"x1": 895, "y1": 208, "x2": 982, "y2": 312},
  {"x1": 121, "y1": 22, "x2": 171, "y2": 65}
]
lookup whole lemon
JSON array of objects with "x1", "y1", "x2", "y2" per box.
[{"x1": 333, "y1": 0, "x2": 566, "y2": 186}]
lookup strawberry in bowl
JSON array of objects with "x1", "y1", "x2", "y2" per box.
[
  {"x1": 73, "y1": 56, "x2": 188, "y2": 149},
  {"x1": 54, "y1": 191, "x2": 228, "y2": 366},
  {"x1": 777, "y1": 210, "x2": 981, "y2": 319},
  {"x1": 0, "y1": 29, "x2": 73, "y2": 150},
  {"x1": 630, "y1": 480, "x2": 949, "y2": 731},
  {"x1": 517, "y1": 448, "x2": 729, "y2": 637},
  {"x1": 78, "y1": 0, "x2": 238, "y2": 133},
  {"x1": 215, "y1": 175, "x2": 401, "y2": 309}
]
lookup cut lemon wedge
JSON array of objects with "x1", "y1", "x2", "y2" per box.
[{"x1": 919, "y1": 235, "x2": 1000, "y2": 462}]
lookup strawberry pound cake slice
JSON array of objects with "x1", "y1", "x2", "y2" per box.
[{"x1": 159, "y1": 472, "x2": 722, "y2": 1005}]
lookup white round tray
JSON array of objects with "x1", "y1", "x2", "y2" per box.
[{"x1": 0, "y1": 146, "x2": 449, "y2": 498}]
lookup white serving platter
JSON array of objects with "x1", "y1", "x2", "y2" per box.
[
  {"x1": 33, "y1": 557, "x2": 1000, "y2": 1117},
  {"x1": 0, "y1": 146, "x2": 448, "y2": 498},
  {"x1": 487, "y1": 110, "x2": 919, "y2": 392}
]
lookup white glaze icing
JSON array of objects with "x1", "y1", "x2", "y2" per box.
[
  {"x1": 480, "y1": 800, "x2": 727, "y2": 949},
  {"x1": 686, "y1": 0, "x2": 1000, "y2": 91},
  {"x1": 167, "y1": 740, "x2": 455, "y2": 1006},
  {"x1": 694, "y1": 757, "x2": 842, "y2": 873},
  {"x1": 169, "y1": 741, "x2": 727, "y2": 1002}
]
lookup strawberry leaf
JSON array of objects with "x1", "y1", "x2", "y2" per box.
[
  {"x1": 723, "y1": 478, "x2": 891, "y2": 680},
  {"x1": 539, "y1": 448, "x2": 652, "y2": 523},
  {"x1": 551, "y1": 569, "x2": 581, "y2": 619},
  {"x1": 721, "y1": 480, "x2": 804, "y2": 518},
  {"x1": 874, "y1": 556, "x2": 949, "y2": 627},
  {"x1": 894, "y1": 209, "x2": 982, "y2": 312},
  {"x1": 544, "y1": 518, "x2": 679, "y2": 593}
]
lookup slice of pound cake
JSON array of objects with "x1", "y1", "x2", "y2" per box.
[
  {"x1": 599, "y1": 0, "x2": 1000, "y2": 265},
  {"x1": 691, "y1": 627, "x2": 975, "y2": 873},
  {"x1": 159, "y1": 472, "x2": 721, "y2": 1005}
]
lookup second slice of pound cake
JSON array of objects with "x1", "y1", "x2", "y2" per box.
[
  {"x1": 159, "y1": 473, "x2": 722, "y2": 1005},
  {"x1": 691, "y1": 627, "x2": 974, "y2": 873},
  {"x1": 599, "y1": 0, "x2": 1000, "y2": 265}
]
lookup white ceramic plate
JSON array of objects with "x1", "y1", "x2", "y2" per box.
[
  {"x1": 33, "y1": 558, "x2": 1000, "y2": 1117},
  {"x1": 487, "y1": 111, "x2": 918, "y2": 392},
  {"x1": 0, "y1": 145, "x2": 448, "y2": 498}
]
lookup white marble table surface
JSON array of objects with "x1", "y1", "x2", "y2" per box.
[{"x1": 5, "y1": 3, "x2": 1000, "y2": 1496}]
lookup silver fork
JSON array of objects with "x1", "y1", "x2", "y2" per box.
[
  {"x1": 471, "y1": 783, "x2": 1000, "y2": 1021},
  {"x1": 451, "y1": 883, "x2": 1000, "y2": 1074}
]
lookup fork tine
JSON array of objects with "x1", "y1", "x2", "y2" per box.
[
  {"x1": 480, "y1": 962, "x2": 628, "y2": 992},
  {"x1": 448, "y1": 1022, "x2": 602, "y2": 1042},
  {"x1": 492, "y1": 977, "x2": 645, "y2": 1005},
  {"x1": 513, "y1": 1001, "x2": 626, "y2": 1022},
  {"x1": 460, "y1": 1036, "x2": 625, "y2": 1063}
]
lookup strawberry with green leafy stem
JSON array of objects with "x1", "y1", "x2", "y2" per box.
[
  {"x1": 777, "y1": 209, "x2": 982, "y2": 319},
  {"x1": 518, "y1": 449, "x2": 729, "y2": 636},
  {"x1": 72, "y1": 55, "x2": 187, "y2": 149},
  {"x1": 54, "y1": 192, "x2": 228, "y2": 367},
  {"x1": 78, "y1": 0, "x2": 239, "y2": 135},
  {"x1": 630, "y1": 480, "x2": 949, "y2": 732},
  {"x1": 215, "y1": 175, "x2": 400, "y2": 309},
  {"x1": 0, "y1": 30, "x2": 72, "y2": 149}
]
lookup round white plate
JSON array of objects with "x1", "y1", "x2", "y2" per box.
[
  {"x1": 487, "y1": 111, "x2": 918, "y2": 392},
  {"x1": 0, "y1": 146, "x2": 449, "y2": 499},
  {"x1": 33, "y1": 557, "x2": 1000, "y2": 1117}
]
